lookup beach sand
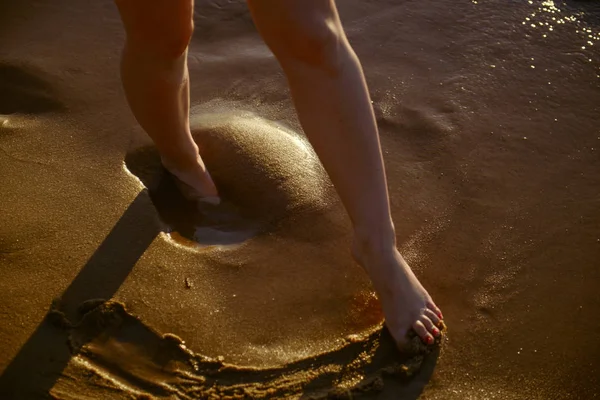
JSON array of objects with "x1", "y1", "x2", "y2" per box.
[{"x1": 0, "y1": 0, "x2": 599, "y2": 398}]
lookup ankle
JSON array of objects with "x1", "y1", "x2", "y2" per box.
[
  {"x1": 352, "y1": 223, "x2": 397, "y2": 260},
  {"x1": 160, "y1": 146, "x2": 202, "y2": 174}
]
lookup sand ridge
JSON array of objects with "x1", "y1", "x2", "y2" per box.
[{"x1": 45, "y1": 300, "x2": 442, "y2": 399}]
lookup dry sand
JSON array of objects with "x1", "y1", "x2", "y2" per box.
[{"x1": 0, "y1": 0, "x2": 599, "y2": 399}]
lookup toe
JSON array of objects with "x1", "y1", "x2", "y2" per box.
[
  {"x1": 420, "y1": 315, "x2": 441, "y2": 338},
  {"x1": 424, "y1": 308, "x2": 441, "y2": 326},
  {"x1": 412, "y1": 320, "x2": 434, "y2": 345},
  {"x1": 427, "y1": 301, "x2": 443, "y2": 320}
]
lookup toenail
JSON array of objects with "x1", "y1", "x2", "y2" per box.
[
  {"x1": 426, "y1": 335, "x2": 434, "y2": 344},
  {"x1": 433, "y1": 328, "x2": 440, "y2": 336}
]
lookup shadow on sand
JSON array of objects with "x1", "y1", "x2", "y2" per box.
[
  {"x1": 0, "y1": 186, "x2": 440, "y2": 399},
  {"x1": 0, "y1": 191, "x2": 161, "y2": 398}
]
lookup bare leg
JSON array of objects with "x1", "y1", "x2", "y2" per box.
[
  {"x1": 115, "y1": 0, "x2": 219, "y2": 202},
  {"x1": 248, "y1": 0, "x2": 444, "y2": 346}
]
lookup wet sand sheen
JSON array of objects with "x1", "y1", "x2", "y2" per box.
[
  {"x1": 0, "y1": 0, "x2": 599, "y2": 399},
  {"x1": 120, "y1": 107, "x2": 389, "y2": 368}
]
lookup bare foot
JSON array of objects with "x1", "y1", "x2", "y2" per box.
[
  {"x1": 352, "y1": 237, "x2": 443, "y2": 348},
  {"x1": 161, "y1": 154, "x2": 220, "y2": 205}
]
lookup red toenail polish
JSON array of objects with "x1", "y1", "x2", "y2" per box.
[
  {"x1": 433, "y1": 328, "x2": 439, "y2": 336},
  {"x1": 427, "y1": 336, "x2": 433, "y2": 344}
]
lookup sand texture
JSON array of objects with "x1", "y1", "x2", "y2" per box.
[{"x1": 1, "y1": 0, "x2": 599, "y2": 399}]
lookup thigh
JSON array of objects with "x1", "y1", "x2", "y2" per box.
[
  {"x1": 246, "y1": 0, "x2": 346, "y2": 68},
  {"x1": 115, "y1": 0, "x2": 194, "y2": 45},
  {"x1": 246, "y1": 0, "x2": 339, "y2": 37}
]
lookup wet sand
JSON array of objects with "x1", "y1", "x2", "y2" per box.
[{"x1": 1, "y1": 0, "x2": 599, "y2": 398}]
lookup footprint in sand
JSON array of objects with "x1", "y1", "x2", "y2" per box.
[
  {"x1": 0, "y1": 63, "x2": 64, "y2": 115},
  {"x1": 125, "y1": 108, "x2": 334, "y2": 247}
]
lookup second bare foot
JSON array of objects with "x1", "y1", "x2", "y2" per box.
[
  {"x1": 161, "y1": 154, "x2": 220, "y2": 204},
  {"x1": 352, "y1": 235, "x2": 444, "y2": 349}
]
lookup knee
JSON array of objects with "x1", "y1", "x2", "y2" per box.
[
  {"x1": 256, "y1": 10, "x2": 347, "y2": 74},
  {"x1": 116, "y1": 0, "x2": 194, "y2": 60},
  {"x1": 154, "y1": 21, "x2": 194, "y2": 60}
]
